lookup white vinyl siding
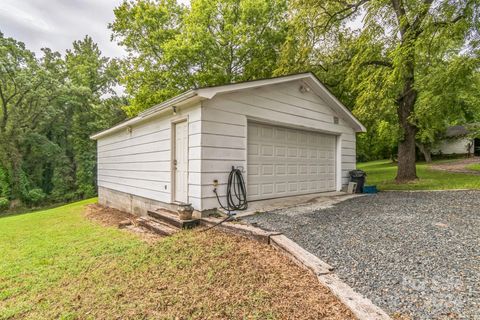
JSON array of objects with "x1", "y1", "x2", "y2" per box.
[
  {"x1": 200, "y1": 80, "x2": 356, "y2": 210},
  {"x1": 95, "y1": 78, "x2": 360, "y2": 212},
  {"x1": 96, "y1": 104, "x2": 202, "y2": 209},
  {"x1": 341, "y1": 134, "x2": 356, "y2": 186},
  {"x1": 432, "y1": 138, "x2": 474, "y2": 155}
]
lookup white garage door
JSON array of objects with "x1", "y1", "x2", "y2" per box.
[{"x1": 247, "y1": 122, "x2": 336, "y2": 201}]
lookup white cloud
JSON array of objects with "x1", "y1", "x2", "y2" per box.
[
  {"x1": 0, "y1": 2, "x2": 52, "y2": 32},
  {"x1": 0, "y1": 0, "x2": 126, "y2": 58}
]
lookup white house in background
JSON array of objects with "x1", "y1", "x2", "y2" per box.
[
  {"x1": 432, "y1": 125, "x2": 479, "y2": 156},
  {"x1": 90, "y1": 72, "x2": 366, "y2": 216}
]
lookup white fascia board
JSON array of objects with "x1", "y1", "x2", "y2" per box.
[
  {"x1": 196, "y1": 73, "x2": 312, "y2": 99},
  {"x1": 196, "y1": 73, "x2": 366, "y2": 133},
  {"x1": 90, "y1": 90, "x2": 199, "y2": 140},
  {"x1": 138, "y1": 90, "x2": 197, "y2": 117},
  {"x1": 91, "y1": 72, "x2": 366, "y2": 140},
  {"x1": 304, "y1": 76, "x2": 367, "y2": 133}
]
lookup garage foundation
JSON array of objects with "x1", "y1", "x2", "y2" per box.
[{"x1": 98, "y1": 187, "x2": 199, "y2": 217}]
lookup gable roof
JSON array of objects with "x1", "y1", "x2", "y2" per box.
[
  {"x1": 445, "y1": 125, "x2": 469, "y2": 138},
  {"x1": 90, "y1": 72, "x2": 366, "y2": 140}
]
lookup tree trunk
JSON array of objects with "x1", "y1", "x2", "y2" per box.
[
  {"x1": 396, "y1": 77, "x2": 418, "y2": 182},
  {"x1": 423, "y1": 148, "x2": 432, "y2": 163},
  {"x1": 416, "y1": 142, "x2": 432, "y2": 163}
]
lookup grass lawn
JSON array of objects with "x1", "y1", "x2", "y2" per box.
[
  {"x1": 358, "y1": 159, "x2": 480, "y2": 190},
  {"x1": 466, "y1": 163, "x2": 480, "y2": 171},
  {"x1": 0, "y1": 200, "x2": 353, "y2": 320}
]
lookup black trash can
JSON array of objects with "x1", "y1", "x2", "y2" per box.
[{"x1": 349, "y1": 170, "x2": 366, "y2": 193}]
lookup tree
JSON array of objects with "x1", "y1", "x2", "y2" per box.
[
  {"x1": 0, "y1": 33, "x2": 64, "y2": 200},
  {"x1": 110, "y1": 0, "x2": 288, "y2": 115},
  {"x1": 109, "y1": 0, "x2": 186, "y2": 115},
  {"x1": 65, "y1": 36, "x2": 123, "y2": 198},
  {"x1": 278, "y1": 0, "x2": 479, "y2": 181},
  {"x1": 0, "y1": 32, "x2": 126, "y2": 208},
  {"x1": 415, "y1": 57, "x2": 480, "y2": 162}
]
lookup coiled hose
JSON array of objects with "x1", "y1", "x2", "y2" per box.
[
  {"x1": 203, "y1": 167, "x2": 248, "y2": 232},
  {"x1": 214, "y1": 166, "x2": 248, "y2": 214}
]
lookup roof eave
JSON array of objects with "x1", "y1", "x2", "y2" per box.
[
  {"x1": 303, "y1": 75, "x2": 366, "y2": 133},
  {"x1": 197, "y1": 72, "x2": 366, "y2": 133},
  {"x1": 196, "y1": 73, "x2": 312, "y2": 99},
  {"x1": 90, "y1": 90, "x2": 199, "y2": 140},
  {"x1": 90, "y1": 72, "x2": 367, "y2": 140}
]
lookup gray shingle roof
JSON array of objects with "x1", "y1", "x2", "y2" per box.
[{"x1": 445, "y1": 125, "x2": 469, "y2": 137}]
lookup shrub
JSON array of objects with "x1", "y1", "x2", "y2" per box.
[
  {"x1": 0, "y1": 167, "x2": 10, "y2": 197},
  {"x1": 26, "y1": 188, "x2": 46, "y2": 206},
  {"x1": 0, "y1": 197, "x2": 9, "y2": 211}
]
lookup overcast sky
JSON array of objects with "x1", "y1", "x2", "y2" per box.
[
  {"x1": 0, "y1": 1, "x2": 192, "y2": 58},
  {"x1": 1, "y1": 0, "x2": 360, "y2": 59},
  {"x1": 0, "y1": 0, "x2": 128, "y2": 58}
]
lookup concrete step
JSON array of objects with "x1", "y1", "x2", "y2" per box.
[
  {"x1": 137, "y1": 217, "x2": 179, "y2": 236},
  {"x1": 147, "y1": 209, "x2": 199, "y2": 229}
]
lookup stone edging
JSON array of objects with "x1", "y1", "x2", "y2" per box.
[
  {"x1": 200, "y1": 217, "x2": 392, "y2": 320},
  {"x1": 199, "y1": 217, "x2": 281, "y2": 243}
]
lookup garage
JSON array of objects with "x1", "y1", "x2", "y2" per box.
[
  {"x1": 93, "y1": 72, "x2": 365, "y2": 212},
  {"x1": 247, "y1": 122, "x2": 336, "y2": 201}
]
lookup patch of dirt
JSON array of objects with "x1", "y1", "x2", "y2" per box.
[
  {"x1": 84, "y1": 204, "x2": 135, "y2": 226},
  {"x1": 84, "y1": 204, "x2": 159, "y2": 243},
  {"x1": 81, "y1": 205, "x2": 356, "y2": 319},
  {"x1": 392, "y1": 313, "x2": 413, "y2": 320},
  {"x1": 78, "y1": 230, "x2": 356, "y2": 319},
  {"x1": 190, "y1": 230, "x2": 355, "y2": 320},
  {"x1": 429, "y1": 157, "x2": 480, "y2": 175}
]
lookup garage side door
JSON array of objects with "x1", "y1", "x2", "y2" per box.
[{"x1": 247, "y1": 122, "x2": 336, "y2": 201}]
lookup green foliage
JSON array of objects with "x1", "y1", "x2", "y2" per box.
[
  {"x1": 466, "y1": 163, "x2": 480, "y2": 172},
  {"x1": 110, "y1": 0, "x2": 288, "y2": 115},
  {"x1": 0, "y1": 197, "x2": 8, "y2": 211},
  {"x1": 278, "y1": 0, "x2": 479, "y2": 173},
  {"x1": 0, "y1": 32, "x2": 127, "y2": 207},
  {"x1": 25, "y1": 188, "x2": 46, "y2": 206},
  {"x1": 356, "y1": 120, "x2": 399, "y2": 162},
  {"x1": 414, "y1": 56, "x2": 480, "y2": 151},
  {"x1": 1, "y1": 0, "x2": 479, "y2": 199},
  {"x1": 0, "y1": 166, "x2": 9, "y2": 198},
  {"x1": 110, "y1": 0, "x2": 186, "y2": 114}
]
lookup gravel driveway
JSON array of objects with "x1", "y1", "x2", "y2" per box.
[{"x1": 244, "y1": 191, "x2": 480, "y2": 319}]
